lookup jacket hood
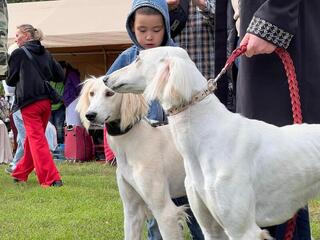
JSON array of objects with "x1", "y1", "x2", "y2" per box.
[
  {"x1": 23, "y1": 40, "x2": 45, "y2": 55},
  {"x1": 126, "y1": 0, "x2": 174, "y2": 49}
]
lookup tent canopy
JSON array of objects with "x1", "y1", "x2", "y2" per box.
[
  {"x1": 8, "y1": 0, "x2": 132, "y2": 49},
  {"x1": 8, "y1": 0, "x2": 133, "y2": 78}
]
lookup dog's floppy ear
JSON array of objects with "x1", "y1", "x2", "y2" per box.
[
  {"x1": 145, "y1": 56, "x2": 191, "y2": 105},
  {"x1": 164, "y1": 57, "x2": 196, "y2": 103},
  {"x1": 120, "y1": 93, "x2": 148, "y2": 130},
  {"x1": 76, "y1": 78, "x2": 95, "y2": 130},
  {"x1": 144, "y1": 58, "x2": 171, "y2": 102}
]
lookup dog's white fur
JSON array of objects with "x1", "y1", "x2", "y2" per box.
[
  {"x1": 76, "y1": 76, "x2": 188, "y2": 240},
  {"x1": 106, "y1": 46, "x2": 320, "y2": 240}
]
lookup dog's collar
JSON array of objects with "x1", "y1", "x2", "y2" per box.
[
  {"x1": 167, "y1": 80, "x2": 217, "y2": 116},
  {"x1": 105, "y1": 119, "x2": 133, "y2": 136}
]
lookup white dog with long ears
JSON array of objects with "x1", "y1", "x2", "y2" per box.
[
  {"x1": 105, "y1": 46, "x2": 320, "y2": 240},
  {"x1": 76, "y1": 76, "x2": 189, "y2": 240}
]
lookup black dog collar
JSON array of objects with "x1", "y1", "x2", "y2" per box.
[{"x1": 105, "y1": 119, "x2": 133, "y2": 136}]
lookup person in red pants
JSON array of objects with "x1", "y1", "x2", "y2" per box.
[{"x1": 6, "y1": 24, "x2": 64, "y2": 187}]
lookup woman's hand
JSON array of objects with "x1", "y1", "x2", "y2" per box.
[
  {"x1": 192, "y1": 0, "x2": 207, "y2": 10},
  {"x1": 167, "y1": 0, "x2": 180, "y2": 10},
  {"x1": 240, "y1": 33, "x2": 277, "y2": 57}
]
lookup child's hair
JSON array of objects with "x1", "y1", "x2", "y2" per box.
[
  {"x1": 17, "y1": 24, "x2": 44, "y2": 41},
  {"x1": 129, "y1": 6, "x2": 163, "y2": 29}
]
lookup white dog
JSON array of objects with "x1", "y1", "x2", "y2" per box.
[
  {"x1": 76, "y1": 76, "x2": 188, "y2": 240},
  {"x1": 105, "y1": 46, "x2": 320, "y2": 240}
]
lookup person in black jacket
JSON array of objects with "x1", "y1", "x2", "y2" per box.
[
  {"x1": 6, "y1": 24, "x2": 64, "y2": 187},
  {"x1": 235, "y1": 1, "x2": 320, "y2": 239}
]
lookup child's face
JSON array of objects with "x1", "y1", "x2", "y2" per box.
[{"x1": 132, "y1": 13, "x2": 165, "y2": 49}]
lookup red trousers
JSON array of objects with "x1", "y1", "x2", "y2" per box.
[
  {"x1": 103, "y1": 127, "x2": 115, "y2": 163},
  {"x1": 12, "y1": 99, "x2": 61, "y2": 186}
]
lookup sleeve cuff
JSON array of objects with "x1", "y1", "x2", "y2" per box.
[{"x1": 247, "y1": 16, "x2": 293, "y2": 49}]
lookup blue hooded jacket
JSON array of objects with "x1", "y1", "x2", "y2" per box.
[
  {"x1": 106, "y1": 0, "x2": 175, "y2": 121},
  {"x1": 107, "y1": 0, "x2": 174, "y2": 74}
]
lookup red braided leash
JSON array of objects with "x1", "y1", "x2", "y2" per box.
[
  {"x1": 275, "y1": 47, "x2": 301, "y2": 240},
  {"x1": 274, "y1": 48, "x2": 302, "y2": 125},
  {"x1": 217, "y1": 45, "x2": 302, "y2": 240},
  {"x1": 219, "y1": 44, "x2": 302, "y2": 126}
]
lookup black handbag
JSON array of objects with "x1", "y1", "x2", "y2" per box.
[
  {"x1": 169, "y1": 0, "x2": 189, "y2": 38},
  {"x1": 21, "y1": 46, "x2": 62, "y2": 104}
]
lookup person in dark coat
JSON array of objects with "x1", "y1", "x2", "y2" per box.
[
  {"x1": 6, "y1": 24, "x2": 64, "y2": 187},
  {"x1": 236, "y1": 1, "x2": 320, "y2": 239}
]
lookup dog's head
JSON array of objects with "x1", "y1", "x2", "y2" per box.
[
  {"x1": 76, "y1": 76, "x2": 148, "y2": 131},
  {"x1": 104, "y1": 46, "x2": 209, "y2": 110}
]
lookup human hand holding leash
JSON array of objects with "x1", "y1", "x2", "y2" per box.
[
  {"x1": 241, "y1": 33, "x2": 277, "y2": 57},
  {"x1": 192, "y1": 0, "x2": 207, "y2": 10},
  {"x1": 167, "y1": 0, "x2": 206, "y2": 11},
  {"x1": 166, "y1": 0, "x2": 180, "y2": 10}
]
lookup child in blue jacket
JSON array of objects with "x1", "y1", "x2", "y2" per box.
[
  {"x1": 106, "y1": 0, "x2": 204, "y2": 239},
  {"x1": 106, "y1": 0, "x2": 176, "y2": 123}
]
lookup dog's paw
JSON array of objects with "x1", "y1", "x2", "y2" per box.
[{"x1": 261, "y1": 229, "x2": 274, "y2": 240}]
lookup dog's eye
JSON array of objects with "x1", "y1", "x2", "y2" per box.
[
  {"x1": 89, "y1": 91, "x2": 94, "y2": 97},
  {"x1": 105, "y1": 91, "x2": 114, "y2": 97}
]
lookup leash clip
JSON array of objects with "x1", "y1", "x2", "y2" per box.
[
  {"x1": 212, "y1": 44, "x2": 248, "y2": 85},
  {"x1": 211, "y1": 66, "x2": 228, "y2": 86}
]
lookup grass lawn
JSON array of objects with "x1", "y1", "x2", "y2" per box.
[
  {"x1": 0, "y1": 162, "x2": 124, "y2": 240},
  {"x1": 0, "y1": 161, "x2": 319, "y2": 240}
]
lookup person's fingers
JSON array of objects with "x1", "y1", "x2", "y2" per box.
[
  {"x1": 167, "y1": 0, "x2": 180, "y2": 10},
  {"x1": 245, "y1": 35, "x2": 255, "y2": 57},
  {"x1": 240, "y1": 33, "x2": 250, "y2": 46},
  {"x1": 265, "y1": 45, "x2": 277, "y2": 54},
  {"x1": 245, "y1": 33, "x2": 277, "y2": 56},
  {"x1": 245, "y1": 49, "x2": 255, "y2": 57},
  {"x1": 240, "y1": 33, "x2": 254, "y2": 57}
]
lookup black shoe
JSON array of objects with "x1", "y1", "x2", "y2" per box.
[
  {"x1": 5, "y1": 167, "x2": 13, "y2": 174},
  {"x1": 13, "y1": 178, "x2": 24, "y2": 183},
  {"x1": 51, "y1": 180, "x2": 63, "y2": 187}
]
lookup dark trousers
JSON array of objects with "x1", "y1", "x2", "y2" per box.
[
  {"x1": 50, "y1": 105, "x2": 65, "y2": 144},
  {"x1": 266, "y1": 207, "x2": 311, "y2": 240}
]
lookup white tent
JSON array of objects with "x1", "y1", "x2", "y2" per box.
[{"x1": 8, "y1": 0, "x2": 133, "y2": 78}]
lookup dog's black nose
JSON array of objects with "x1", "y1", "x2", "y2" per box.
[
  {"x1": 103, "y1": 75, "x2": 109, "y2": 85},
  {"x1": 85, "y1": 112, "x2": 97, "y2": 122}
]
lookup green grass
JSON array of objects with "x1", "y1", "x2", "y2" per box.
[
  {"x1": 0, "y1": 162, "x2": 319, "y2": 240},
  {"x1": 310, "y1": 199, "x2": 320, "y2": 239},
  {"x1": 0, "y1": 162, "x2": 124, "y2": 240}
]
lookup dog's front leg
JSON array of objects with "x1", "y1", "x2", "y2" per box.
[
  {"x1": 117, "y1": 174, "x2": 147, "y2": 240},
  {"x1": 212, "y1": 172, "x2": 272, "y2": 240},
  {"x1": 142, "y1": 182, "x2": 185, "y2": 240},
  {"x1": 185, "y1": 177, "x2": 228, "y2": 240},
  {"x1": 150, "y1": 200, "x2": 185, "y2": 240}
]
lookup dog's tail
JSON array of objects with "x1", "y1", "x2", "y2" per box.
[
  {"x1": 260, "y1": 230, "x2": 273, "y2": 240},
  {"x1": 177, "y1": 204, "x2": 190, "y2": 226}
]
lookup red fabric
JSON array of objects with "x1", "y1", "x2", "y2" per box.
[
  {"x1": 12, "y1": 99, "x2": 61, "y2": 186},
  {"x1": 103, "y1": 127, "x2": 115, "y2": 163}
]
